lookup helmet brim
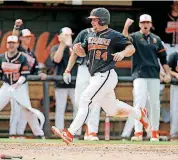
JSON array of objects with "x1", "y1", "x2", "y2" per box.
[{"x1": 87, "y1": 16, "x2": 99, "y2": 19}]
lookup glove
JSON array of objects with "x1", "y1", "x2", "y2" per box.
[{"x1": 63, "y1": 70, "x2": 71, "y2": 84}]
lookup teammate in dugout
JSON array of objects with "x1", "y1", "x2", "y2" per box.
[
  {"x1": 51, "y1": 7, "x2": 151, "y2": 145},
  {"x1": 168, "y1": 51, "x2": 178, "y2": 140},
  {"x1": 122, "y1": 15, "x2": 171, "y2": 141},
  {"x1": 9, "y1": 19, "x2": 46, "y2": 138},
  {"x1": 0, "y1": 35, "x2": 44, "y2": 137},
  {"x1": 50, "y1": 27, "x2": 78, "y2": 133},
  {"x1": 63, "y1": 28, "x2": 101, "y2": 141}
]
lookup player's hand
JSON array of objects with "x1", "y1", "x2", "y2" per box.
[
  {"x1": 124, "y1": 18, "x2": 134, "y2": 28},
  {"x1": 63, "y1": 71, "x2": 71, "y2": 84},
  {"x1": 39, "y1": 73, "x2": 47, "y2": 80},
  {"x1": 15, "y1": 19, "x2": 23, "y2": 27},
  {"x1": 111, "y1": 52, "x2": 125, "y2": 61},
  {"x1": 163, "y1": 73, "x2": 171, "y2": 83},
  {"x1": 58, "y1": 33, "x2": 72, "y2": 47},
  {"x1": 73, "y1": 43, "x2": 86, "y2": 57},
  {"x1": 160, "y1": 71, "x2": 166, "y2": 82}
]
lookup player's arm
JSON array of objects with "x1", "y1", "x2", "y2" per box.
[
  {"x1": 53, "y1": 42, "x2": 66, "y2": 63},
  {"x1": 122, "y1": 18, "x2": 134, "y2": 38},
  {"x1": 111, "y1": 32, "x2": 135, "y2": 61},
  {"x1": 157, "y1": 40, "x2": 171, "y2": 83},
  {"x1": 12, "y1": 19, "x2": 23, "y2": 37},
  {"x1": 63, "y1": 50, "x2": 78, "y2": 84},
  {"x1": 168, "y1": 52, "x2": 178, "y2": 79}
]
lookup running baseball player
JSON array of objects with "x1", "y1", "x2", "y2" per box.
[
  {"x1": 9, "y1": 19, "x2": 46, "y2": 138},
  {"x1": 0, "y1": 35, "x2": 44, "y2": 138},
  {"x1": 168, "y1": 51, "x2": 178, "y2": 140},
  {"x1": 51, "y1": 7, "x2": 150, "y2": 145},
  {"x1": 122, "y1": 16, "x2": 171, "y2": 141},
  {"x1": 63, "y1": 28, "x2": 101, "y2": 141}
]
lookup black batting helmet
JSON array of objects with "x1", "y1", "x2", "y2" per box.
[{"x1": 87, "y1": 8, "x2": 110, "y2": 26}]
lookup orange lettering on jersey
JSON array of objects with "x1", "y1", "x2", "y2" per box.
[
  {"x1": 88, "y1": 44, "x2": 107, "y2": 51},
  {"x1": 2, "y1": 62, "x2": 21, "y2": 73}
]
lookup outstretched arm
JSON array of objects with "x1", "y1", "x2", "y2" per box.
[
  {"x1": 12, "y1": 19, "x2": 23, "y2": 36},
  {"x1": 122, "y1": 18, "x2": 134, "y2": 37}
]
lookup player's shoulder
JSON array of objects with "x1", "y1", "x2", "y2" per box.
[
  {"x1": 108, "y1": 28, "x2": 127, "y2": 39},
  {"x1": 150, "y1": 33, "x2": 161, "y2": 41}
]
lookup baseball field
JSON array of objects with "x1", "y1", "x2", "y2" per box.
[{"x1": 0, "y1": 139, "x2": 178, "y2": 160}]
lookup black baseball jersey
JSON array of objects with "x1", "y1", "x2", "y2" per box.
[
  {"x1": 0, "y1": 52, "x2": 30, "y2": 85},
  {"x1": 130, "y1": 31, "x2": 167, "y2": 80},
  {"x1": 82, "y1": 28, "x2": 131, "y2": 76},
  {"x1": 168, "y1": 51, "x2": 178, "y2": 73},
  {"x1": 50, "y1": 44, "x2": 77, "y2": 88},
  {"x1": 18, "y1": 45, "x2": 42, "y2": 75},
  {"x1": 73, "y1": 28, "x2": 93, "y2": 65}
]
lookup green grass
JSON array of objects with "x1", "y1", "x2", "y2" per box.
[{"x1": 0, "y1": 138, "x2": 178, "y2": 145}]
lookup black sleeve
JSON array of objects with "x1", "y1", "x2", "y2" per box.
[
  {"x1": 31, "y1": 54, "x2": 42, "y2": 75},
  {"x1": 111, "y1": 33, "x2": 132, "y2": 53},
  {"x1": 73, "y1": 29, "x2": 88, "y2": 44},
  {"x1": 157, "y1": 38, "x2": 167, "y2": 65},
  {"x1": 20, "y1": 56, "x2": 30, "y2": 78},
  {"x1": 168, "y1": 52, "x2": 176, "y2": 69}
]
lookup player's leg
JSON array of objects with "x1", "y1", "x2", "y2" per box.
[
  {"x1": 121, "y1": 116, "x2": 134, "y2": 139},
  {"x1": 170, "y1": 85, "x2": 178, "y2": 140},
  {"x1": 21, "y1": 107, "x2": 44, "y2": 137},
  {"x1": 16, "y1": 82, "x2": 28, "y2": 136},
  {"x1": 55, "y1": 88, "x2": 68, "y2": 130},
  {"x1": 16, "y1": 107, "x2": 27, "y2": 136},
  {"x1": 9, "y1": 99, "x2": 21, "y2": 136},
  {"x1": 51, "y1": 70, "x2": 116, "y2": 144},
  {"x1": 12, "y1": 84, "x2": 44, "y2": 137},
  {"x1": 51, "y1": 70, "x2": 150, "y2": 144},
  {"x1": 0, "y1": 83, "x2": 11, "y2": 111},
  {"x1": 147, "y1": 79, "x2": 160, "y2": 141},
  {"x1": 131, "y1": 78, "x2": 148, "y2": 141},
  {"x1": 84, "y1": 103, "x2": 101, "y2": 141}
]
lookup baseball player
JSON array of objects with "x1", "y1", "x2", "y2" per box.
[
  {"x1": 0, "y1": 35, "x2": 44, "y2": 138},
  {"x1": 168, "y1": 51, "x2": 178, "y2": 140},
  {"x1": 63, "y1": 28, "x2": 101, "y2": 141},
  {"x1": 122, "y1": 15, "x2": 171, "y2": 141},
  {"x1": 50, "y1": 27, "x2": 78, "y2": 132},
  {"x1": 9, "y1": 19, "x2": 46, "y2": 138},
  {"x1": 51, "y1": 8, "x2": 150, "y2": 145}
]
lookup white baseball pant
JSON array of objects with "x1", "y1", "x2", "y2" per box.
[
  {"x1": 55, "y1": 88, "x2": 77, "y2": 130},
  {"x1": 170, "y1": 84, "x2": 178, "y2": 136},
  {"x1": 75, "y1": 65, "x2": 101, "y2": 134},
  {"x1": 9, "y1": 82, "x2": 28, "y2": 135},
  {"x1": 133, "y1": 78, "x2": 160, "y2": 133},
  {"x1": 0, "y1": 82, "x2": 44, "y2": 136},
  {"x1": 68, "y1": 69, "x2": 142, "y2": 135}
]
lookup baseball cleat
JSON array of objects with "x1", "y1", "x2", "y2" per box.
[
  {"x1": 150, "y1": 130, "x2": 159, "y2": 142},
  {"x1": 139, "y1": 108, "x2": 151, "y2": 133},
  {"x1": 131, "y1": 132, "x2": 143, "y2": 141},
  {"x1": 84, "y1": 133, "x2": 99, "y2": 141},
  {"x1": 51, "y1": 126, "x2": 73, "y2": 145}
]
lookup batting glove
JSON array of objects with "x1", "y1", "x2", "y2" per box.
[{"x1": 63, "y1": 70, "x2": 71, "y2": 84}]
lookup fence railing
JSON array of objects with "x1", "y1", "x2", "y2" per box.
[{"x1": 26, "y1": 75, "x2": 178, "y2": 138}]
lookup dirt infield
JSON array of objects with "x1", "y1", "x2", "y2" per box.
[{"x1": 0, "y1": 140, "x2": 178, "y2": 160}]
